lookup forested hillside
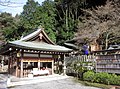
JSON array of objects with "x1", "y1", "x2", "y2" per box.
[{"x1": 0, "y1": 0, "x2": 120, "y2": 49}]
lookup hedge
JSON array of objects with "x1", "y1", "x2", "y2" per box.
[{"x1": 83, "y1": 71, "x2": 120, "y2": 85}]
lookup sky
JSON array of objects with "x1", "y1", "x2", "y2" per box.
[{"x1": 0, "y1": 0, "x2": 45, "y2": 17}]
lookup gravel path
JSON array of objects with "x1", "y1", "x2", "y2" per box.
[{"x1": 9, "y1": 78, "x2": 101, "y2": 89}]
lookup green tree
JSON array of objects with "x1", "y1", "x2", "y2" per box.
[
  {"x1": 54, "y1": 0, "x2": 108, "y2": 45},
  {"x1": 40, "y1": 0, "x2": 57, "y2": 42},
  {"x1": 20, "y1": 0, "x2": 40, "y2": 31},
  {"x1": 55, "y1": 0, "x2": 79, "y2": 45},
  {"x1": 20, "y1": 0, "x2": 56, "y2": 42},
  {"x1": 0, "y1": 12, "x2": 21, "y2": 41}
]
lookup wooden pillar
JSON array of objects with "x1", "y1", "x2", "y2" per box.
[
  {"x1": 38, "y1": 52, "x2": 40, "y2": 69},
  {"x1": 40, "y1": 62, "x2": 43, "y2": 67},
  {"x1": 7, "y1": 48, "x2": 12, "y2": 79},
  {"x1": 20, "y1": 60, "x2": 23, "y2": 78},
  {"x1": 8, "y1": 55, "x2": 10, "y2": 75},
  {"x1": 63, "y1": 54, "x2": 66, "y2": 76},
  {"x1": 38, "y1": 62, "x2": 40, "y2": 69},
  {"x1": 11, "y1": 54, "x2": 13, "y2": 75},
  {"x1": 52, "y1": 59, "x2": 54, "y2": 75},
  {"x1": 1, "y1": 56, "x2": 4, "y2": 71},
  {"x1": 16, "y1": 58, "x2": 19, "y2": 77},
  {"x1": 20, "y1": 51, "x2": 23, "y2": 78}
]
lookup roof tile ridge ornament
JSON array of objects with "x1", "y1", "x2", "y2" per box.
[
  {"x1": 38, "y1": 26, "x2": 43, "y2": 40},
  {"x1": 39, "y1": 27, "x2": 55, "y2": 45},
  {"x1": 39, "y1": 33, "x2": 43, "y2": 40}
]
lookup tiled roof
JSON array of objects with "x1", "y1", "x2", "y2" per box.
[
  {"x1": 20, "y1": 28, "x2": 55, "y2": 45},
  {"x1": 0, "y1": 28, "x2": 72, "y2": 54},
  {"x1": 9, "y1": 40, "x2": 72, "y2": 52}
]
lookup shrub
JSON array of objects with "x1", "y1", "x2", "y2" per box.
[
  {"x1": 83, "y1": 71, "x2": 95, "y2": 82},
  {"x1": 109, "y1": 74, "x2": 117, "y2": 85},
  {"x1": 94, "y1": 72, "x2": 110, "y2": 84},
  {"x1": 109, "y1": 74, "x2": 120, "y2": 85},
  {"x1": 116, "y1": 76, "x2": 120, "y2": 85},
  {"x1": 83, "y1": 71, "x2": 120, "y2": 85}
]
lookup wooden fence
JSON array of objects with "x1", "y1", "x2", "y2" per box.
[
  {"x1": 96, "y1": 54, "x2": 120, "y2": 74},
  {"x1": 65, "y1": 55, "x2": 96, "y2": 74},
  {"x1": 65, "y1": 55, "x2": 96, "y2": 65},
  {"x1": 66, "y1": 54, "x2": 120, "y2": 74}
]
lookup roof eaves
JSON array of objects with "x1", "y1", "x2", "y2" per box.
[{"x1": 9, "y1": 41, "x2": 72, "y2": 53}]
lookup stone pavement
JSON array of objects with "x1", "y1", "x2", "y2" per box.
[
  {"x1": 0, "y1": 74, "x2": 101, "y2": 89},
  {"x1": 0, "y1": 74, "x2": 8, "y2": 89},
  {"x1": 7, "y1": 74, "x2": 69, "y2": 87},
  {"x1": 9, "y1": 77, "x2": 101, "y2": 89}
]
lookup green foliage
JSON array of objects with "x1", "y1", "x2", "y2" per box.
[
  {"x1": 109, "y1": 74, "x2": 120, "y2": 85},
  {"x1": 20, "y1": 0, "x2": 56, "y2": 42},
  {"x1": 68, "y1": 61, "x2": 94, "y2": 79},
  {"x1": 94, "y1": 72, "x2": 110, "y2": 84},
  {"x1": 54, "y1": 0, "x2": 81, "y2": 45},
  {"x1": 54, "y1": 0, "x2": 107, "y2": 45},
  {"x1": 76, "y1": 80, "x2": 112, "y2": 89},
  {"x1": 20, "y1": 0, "x2": 40, "y2": 30},
  {"x1": 1, "y1": 0, "x2": 116, "y2": 46},
  {"x1": 0, "y1": 12, "x2": 21, "y2": 41},
  {"x1": 40, "y1": 0, "x2": 57, "y2": 42},
  {"x1": 83, "y1": 71, "x2": 120, "y2": 85},
  {"x1": 83, "y1": 71, "x2": 95, "y2": 82}
]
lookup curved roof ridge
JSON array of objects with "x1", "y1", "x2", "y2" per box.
[
  {"x1": 20, "y1": 28, "x2": 41, "y2": 41},
  {"x1": 19, "y1": 28, "x2": 55, "y2": 45},
  {"x1": 42, "y1": 30, "x2": 55, "y2": 45}
]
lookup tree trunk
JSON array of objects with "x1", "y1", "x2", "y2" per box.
[{"x1": 105, "y1": 33, "x2": 109, "y2": 49}]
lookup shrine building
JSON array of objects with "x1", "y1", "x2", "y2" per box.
[{"x1": 0, "y1": 28, "x2": 72, "y2": 78}]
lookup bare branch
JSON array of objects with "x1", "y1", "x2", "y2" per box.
[{"x1": 76, "y1": 0, "x2": 120, "y2": 48}]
